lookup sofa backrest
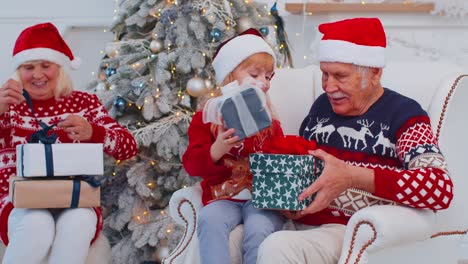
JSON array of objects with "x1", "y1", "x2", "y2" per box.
[{"x1": 269, "y1": 61, "x2": 463, "y2": 135}]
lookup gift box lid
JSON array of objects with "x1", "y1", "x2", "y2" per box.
[{"x1": 249, "y1": 153, "x2": 321, "y2": 176}]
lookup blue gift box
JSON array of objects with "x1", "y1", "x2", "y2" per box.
[{"x1": 221, "y1": 88, "x2": 272, "y2": 140}]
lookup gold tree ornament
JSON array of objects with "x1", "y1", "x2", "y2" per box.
[
  {"x1": 150, "y1": 39, "x2": 164, "y2": 53},
  {"x1": 237, "y1": 16, "x2": 254, "y2": 33},
  {"x1": 186, "y1": 76, "x2": 207, "y2": 97},
  {"x1": 105, "y1": 42, "x2": 119, "y2": 58},
  {"x1": 153, "y1": 245, "x2": 170, "y2": 262},
  {"x1": 204, "y1": 78, "x2": 214, "y2": 90}
]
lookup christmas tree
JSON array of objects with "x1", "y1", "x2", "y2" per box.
[{"x1": 87, "y1": 0, "x2": 290, "y2": 262}]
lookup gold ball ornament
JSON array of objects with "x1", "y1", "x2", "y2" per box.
[
  {"x1": 237, "y1": 17, "x2": 254, "y2": 33},
  {"x1": 204, "y1": 78, "x2": 214, "y2": 90},
  {"x1": 150, "y1": 39, "x2": 164, "y2": 53},
  {"x1": 105, "y1": 43, "x2": 119, "y2": 58},
  {"x1": 186, "y1": 76, "x2": 207, "y2": 97},
  {"x1": 153, "y1": 246, "x2": 170, "y2": 262}
]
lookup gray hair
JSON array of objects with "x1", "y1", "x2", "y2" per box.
[{"x1": 353, "y1": 65, "x2": 371, "y2": 89}]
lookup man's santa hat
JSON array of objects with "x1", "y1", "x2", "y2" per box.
[
  {"x1": 212, "y1": 28, "x2": 275, "y2": 84},
  {"x1": 12, "y1": 22, "x2": 81, "y2": 70},
  {"x1": 318, "y1": 17, "x2": 386, "y2": 68}
]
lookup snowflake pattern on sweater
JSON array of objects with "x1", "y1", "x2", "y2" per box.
[
  {"x1": 296, "y1": 88, "x2": 453, "y2": 226},
  {"x1": 0, "y1": 91, "x2": 138, "y2": 245}
]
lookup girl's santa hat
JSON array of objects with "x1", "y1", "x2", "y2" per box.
[
  {"x1": 212, "y1": 28, "x2": 275, "y2": 84},
  {"x1": 12, "y1": 22, "x2": 81, "y2": 70},
  {"x1": 318, "y1": 17, "x2": 386, "y2": 68}
]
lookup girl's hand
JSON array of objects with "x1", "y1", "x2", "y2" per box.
[
  {"x1": 210, "y1": 127, "x2": 243, "y2": 162},
  {"x1": 58, "y1": 115, "x2": 93, "y2": 141},
  {"x1": 0, "y1": 79, "x2": 24, "y2": 115}
]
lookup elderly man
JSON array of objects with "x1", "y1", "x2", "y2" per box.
[{"x1": 257, "y1": 17, "x2": 453, "y2": 264}]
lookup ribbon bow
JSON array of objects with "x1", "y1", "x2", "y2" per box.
[{"x1": 23, "y1": 90, "x2": 58, "y2": 144}]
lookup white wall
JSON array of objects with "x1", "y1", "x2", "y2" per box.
[
  {"x1": 2, "y1": 0, "x2": 468, "y2": 90},
  {"x1": 0, "y1": 0, "x2": 115, "y2": 90}
]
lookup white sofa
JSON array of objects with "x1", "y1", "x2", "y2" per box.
[{"x1": 164, "y1": 61, "x2": 468, "y2": 264}]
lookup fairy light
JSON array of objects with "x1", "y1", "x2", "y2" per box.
[
  {"x1": 137, "y1": 106, "x2": 142, "y2": 110},
  {"x1": 116, "y1": 160, "x2": 121, "y2": 164},
  {"x1": 112, "y1": 172, "x2": 117, "y2": 176},
  {"x1": 150, "y1": 160, "x2": 156, "y2": 166}
]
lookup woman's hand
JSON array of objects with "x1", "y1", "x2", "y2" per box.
[
  {"x1": 58, "y1": 115, "x2": 93, "y2": 141},
  {"x1": 297, "y1": 149, "x2": 353, "y2": 216},
  {"x1": 210, "y1": 127, "x2": 244, "y2": 162},
  {"x1": 0, "y1": 79, "x2": 24, "y2": 115}
]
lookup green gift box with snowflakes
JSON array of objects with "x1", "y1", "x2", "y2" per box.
[{"x1": 249, "y1": 153, "x2": 324, "y2": 211}]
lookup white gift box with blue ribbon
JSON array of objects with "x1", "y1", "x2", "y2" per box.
[{"x1": 16, "y1": 143, "x2": 104, "y2": 177}]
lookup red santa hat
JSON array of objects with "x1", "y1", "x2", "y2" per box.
[
  {"x1": 12, "y1": 22, "x2": 81, "y2": 70},
  {"x1": 318, "y1": 17, "x2": 386, "y2": 68},
  {"x1": 212, "y1": 28, "x2": 276, "y2": 84}
]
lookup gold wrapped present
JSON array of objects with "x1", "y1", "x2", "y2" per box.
[{"x1": 9, "y1": 176, "x2": 100, "y2": 208}]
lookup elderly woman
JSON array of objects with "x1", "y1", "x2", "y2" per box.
[{"x1": 0, "y1": 22, "x2": 137, "y2": 263}]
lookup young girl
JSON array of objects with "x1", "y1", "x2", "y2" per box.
[{"x1": 182, "y1": 29, "x2": 285, "y2": 264}]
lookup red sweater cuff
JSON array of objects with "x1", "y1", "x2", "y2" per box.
[
  {"x1": 89, "y1": 124, "x2": 106, "y2": 143},
  {"x1": 373, "y1": 167, "x2": 399, "y2": 200}
]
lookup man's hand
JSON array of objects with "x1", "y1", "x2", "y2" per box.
[
  {"x1": 58, "y1": 115, "x2": 93, "y2": 141},
  {"x1": 297, "y1": 149, "x2": 353, "y2": 216},
  {"x1": 0, "y1": 79, "x2": 24, "y2": 115},
  {"x1": 210, "y1": 127, "x2": 243, "y2": 162}
]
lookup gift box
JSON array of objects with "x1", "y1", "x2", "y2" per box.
[
  {"x1": 250, "y1": 153, "x2": 323, "y2": 211},
  {"x1": 221, "y1": 87, "x2": 272, "y2": 140},
  {"x1": 9, "y1": 176, "x2": 101, "y2": 208},
  {"x1": 16, "y1": 143, "x2": 104, "y2": 177}
]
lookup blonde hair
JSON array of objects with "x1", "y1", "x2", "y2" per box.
[
  {"x1": 202, "y1": 52, "x2": 278, "y2": 135},
  {"x1": 14, "y1": 62, "x2": 74, "y2": 99}
]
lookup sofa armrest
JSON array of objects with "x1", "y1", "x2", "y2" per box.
[
  {"x1": 338, "y1": 205, "x2": 436, "y2": 264},
  {"x1": 164, "y1": 185, "x2": 203, "y2": 264}
]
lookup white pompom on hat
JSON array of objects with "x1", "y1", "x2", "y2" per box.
[
  {"x1": 212, "y1": 28, "x2": 276, "y2": 84},
  {"x1": 12, "y1": 22, "x2": 81, "y2": 70},
  {"x1": 318, "y1": 17, "x2": 386, "y2": 68}
]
